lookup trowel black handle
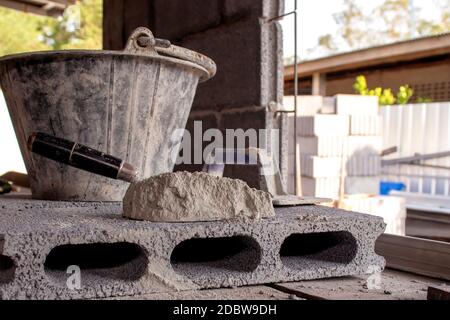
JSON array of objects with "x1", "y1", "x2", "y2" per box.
[{"x1": 27, "y1": 132, "x2": 138, "y2": 183}]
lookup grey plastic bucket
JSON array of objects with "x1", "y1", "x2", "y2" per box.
[{"x1": 0, "y1": 27, "x2": 216, "y2": 201}]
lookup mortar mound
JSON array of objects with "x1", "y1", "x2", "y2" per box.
[{"x1": 122, "y1": 171, "x2": 275, "y2": 222}]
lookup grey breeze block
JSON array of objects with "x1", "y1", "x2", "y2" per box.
[{"x1": 0, "y1": 198, "x2": 385, "y2": 300}]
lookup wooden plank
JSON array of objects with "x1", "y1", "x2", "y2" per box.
[
  {"x1": 105, "y1": 285, "x2": 298, "y2": 300},
  {"x1": 376, "y1": 233, "x2": 450, "y2": 280},
  {"x1": 46, "y1": 0, "x2": 75, "y2": 6},
  {"x1": 0, "y1": 0, "x2": 73, "y2": 15},
  {"x1": 271, "y1": 269, "x2": 447, "y2": 300},
  {"x1": 406, "y1": 208, "x2": 450, "y2": 242},
  {"x1": 15, "y1": 0, "x2": 71, "y2": 8},
  {"x1": 427, "y1": 285, "x2": 450, "y2": 300},
  {"x1": 0, "y1": 0, "x2": 53, "y2": 15}
]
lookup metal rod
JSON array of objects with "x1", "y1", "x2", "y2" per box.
[
  {"x1": 293, "y1": 0, "x2": 302, "y2": 196},
  {"x1": 265, "y1": 10, "x2": 295, "y2": 23},
  {"x1": 382, "y1": 150, "x2": 450, "y2": 166},
  {"x1": 264, "y1": 0, "x2": 301, "y2": 196},
  {"x1": 405, "y1": 163, "x2": 450, "y2": 171}
]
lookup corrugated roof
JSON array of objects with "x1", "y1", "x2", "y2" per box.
[{"x1": 0, "y1": 0, "x2": 76, "y2": 17}]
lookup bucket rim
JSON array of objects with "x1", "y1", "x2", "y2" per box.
[{"x1": 0, "y1": 49, "x2": 212, "y2": 82}]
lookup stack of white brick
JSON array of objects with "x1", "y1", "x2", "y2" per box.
[
  {"x1": 340, "y1": 195, "x2": 406, "y2": 236},
  {"x1": 287, "y1": 94, "x2": 382, "y2": 199}
]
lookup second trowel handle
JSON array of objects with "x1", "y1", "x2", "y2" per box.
[{"x1": 27, "y1": 132, "x2": 138, "y2": 183}]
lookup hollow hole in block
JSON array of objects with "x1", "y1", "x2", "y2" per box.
[
  {"x1": 280, "y1": 231, "x2": 357, "y2": 270},
  {"x1": 44, "y1": 242, "x2": 148, "y2": 284},
  {"x1": 171, "y1": 236, "x2": 261, "y2": 276},
  {"x1": 0, "y1": 254, "x2": 16, "y2": 284}
]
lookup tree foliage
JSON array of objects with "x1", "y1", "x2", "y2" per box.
[
  {"x1": 312, "y1": 0, "x2": 450, "y2": 56},
  {"x1": 38, "y1": 0, "x2": 102, "y2": 50},
  {"x1": 353, "y1": 75, "x2": 413, "y2": 106},
  {"x1": 0, "y1": 0, "x2": 102, "y2": 56},
  {"x1": 333, "y1": 0, "x2": 367, "y2": 48},
  {"x1": 0, "y1": 7, "x2": 49, "y2": 56}
]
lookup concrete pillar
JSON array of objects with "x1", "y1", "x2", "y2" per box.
[
  {"x1": 103, "y1": 0, "x2": 287, "y2": 189},
  {"x1": 312, "y1": 72, "x2": 326, "y2": 96}
]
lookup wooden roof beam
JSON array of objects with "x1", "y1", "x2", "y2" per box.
[
  {"x1": 0, "y1": 0, "x2": 74, "y2": 16},
  {"x1": 285, "y1": 33, "x2": 450, "y2": 80}
]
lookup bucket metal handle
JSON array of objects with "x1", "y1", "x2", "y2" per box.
[
  {"x1": 125, "y1": 27, "x2": 160, "y2": 55},
  {"x1": 125, "y1": 27, "x2": 216, "y2": 82}
]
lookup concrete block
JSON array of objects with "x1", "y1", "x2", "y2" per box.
[
  {"x1": 151, "y1": 0, "x2": 222, "y2": 40},
  {"x1": 347, "y1": 136, "x2": 382, "y2": 157},
  {"x1": 278, "y1": 112, "x2": 290, "y2": 187},
  {"x1": 150, "y1": 0, "x2": 284, "y2": 40},
  {"x1": 346, "y1": 155, "x2": 381, "y2": 176},
  {"x1": 322, "y1": 97, "x2": 336, "y2": 113},
  {"x1": 298, "y1": 115, "x2": 350, "y2": 137},
  {"x1": 301, "y1": 177, "x2": 341, "y2": 199},
  {"x1": 291, "y1": 154, "x2": 380, "y2": 178},
  {"x1": 282, "y1": 96, "x2": 335, "y2": 115},
  {"x1": 287, "y1": 173, "x2": 295, "y2": 194},
  {"x1": 350, "y1": 115, "x2": 382, "y2": 136},
  {"x1": 182, "y1": 19, "x2": 281, "y2": 111},
  {"x1": 340, "y1": 196, "x2": 406, "y2": 236},
  {"x1": 0, "y1": 198, "x2": 385, "y2": 299},
  {"x1": 176, "y1": 107, "x2": 281, "y2": 191},
  {"x1": 345, "y1": 177, "x2": 380, "y2": 195},
  {"x1": 224, "y1": 0, "x2": 284, "y2": 20},
  {"x1": 283, "y1": 95, "x2": 324, "y2": 115},
  {"x1": 300, "y1": 155, "x2": 343, "y2": 178},
  {"x1": 335, "y1": 95, "x2": 378, "y2": 115},
  {"x1": 301, "y1": 176, "x2": 380, "y2": 198},
  {"x1": 220, "y1": 108, "x2": 267, "y2": 131},
  {"x1": 288, "y1": 154, "x2": 294, "y2": 175},
  {"x1": 298, "y1": 136, "x2": 347, "y2": 157},
  {"x1": 219, "y1": 107, "x2": 271, "y2": 189}
]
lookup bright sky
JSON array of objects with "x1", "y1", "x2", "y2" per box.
[
  {"x1": 281, "y1": 0, "x2": 445, "y2": 60},
  {"x1": 0, "y1": 92, "x2": 26, "y2": 174}
]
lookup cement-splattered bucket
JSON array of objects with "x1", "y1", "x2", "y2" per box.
[{"x1": 0, "y1": 27, "x2": 216, "y2": 201}]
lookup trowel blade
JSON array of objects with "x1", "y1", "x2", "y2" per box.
[{"x1": 272, "y1": 195, "x2": 333, "y2": 207}]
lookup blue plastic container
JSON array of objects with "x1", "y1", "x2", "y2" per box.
[{"x1": 380, "y1": 181, "x2": 406, "y2": 195}]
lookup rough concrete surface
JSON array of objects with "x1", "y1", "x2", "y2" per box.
[
  {"x1": 123, "y1": 171, "x2": 274, "y2": 222},
  {"x1": 106, "y1": 285, "x2": 296, "y2": 300},
  {"x1": 0, "y1": 198, "x2": 385, "y2": 300}
]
